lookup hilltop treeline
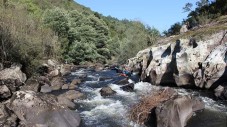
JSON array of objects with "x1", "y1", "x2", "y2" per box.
[
  {"x1": 164, "y1": 0, "x2": 227, "y2": 36},
  {"x1": 0, "y1": 0, "x2": 159, "y2": 75}
]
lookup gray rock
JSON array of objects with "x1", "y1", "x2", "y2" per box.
[
  {"x1": 50, "y1": 77, "x2": 64, "y2": 91},
  {"x1": 100, "y1": 86, "x2": 116, "y2": 97},
  {"x1": 0, "y1": 85, "x2": 11, "y2": 99},
  {"x1": 68, "y1": 84, "x2": 77, "y2": 90},
  {"x1": 57, "y1": 96, "x2": 76, "y2": 109},
  {"x1": 60, "y1": 64, "x2": 72, "y2": 76},
  {"x1": 48, "y1": 69, "x2": 60, "y2": 78},
  {"x1": 7, "y1": 90, "x2": 81, "y2": 127},
  {"x1": 115, "y1": 78, "x2": 129, "y2": 85},
  {"x1": 22, "y1": 77, "x2": 41, "y2": 92},
  {"x1": 214, "y1": 85, "x2": 224, "y2": 98},
  {"x1": 0, "y1": 79, "x2": 23, "y2": 92},
  {"x1": 62, "y1": 84, "x2": 69, "y2": 90},
  {"x1": 0, "y1": 63, "x2": 3, "y2": 71},
  {"x1": 0, "y1": 103, "x2": 18, "y2": 127},
  {"x1": 120, "y1": 83, "x2": 134, "y2": 92},
  {"x1": 59, "y1": 90, "x2": 86, "y2": 100},
  {"x1": 40, "y1": 84, "x2": 52, "y2": 93},
  {"x1": 70, "y1": 79, "x2": 81, "y2": 86},
  {"x1": 156, "y1": 95, "x2": 204, "y2": 127},
  {"x1": 0, "y1": 64, "x2": 26, "y2": 83}
]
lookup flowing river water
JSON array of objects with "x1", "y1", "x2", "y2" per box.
[{"x1": 66, "y1": 68, "x2": 227, "y2": 127}]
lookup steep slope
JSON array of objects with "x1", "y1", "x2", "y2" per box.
[{"x1": 0, "y1": 0, "x2": 159, "y2": 75}]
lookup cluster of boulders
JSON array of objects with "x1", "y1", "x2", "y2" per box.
[
  {"x1": 0, "y1": 59, "x2": 83, "y2": 127},
  {"x1": 127, "y1": 38, "x2": 227, "y2": 99}
]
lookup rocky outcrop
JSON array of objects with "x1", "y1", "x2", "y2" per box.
[
  {"x1": 7, "y1": 90, "x2": 81, "y2": 127},
  {"x1": 128, "y1": 39, "x2": 227, "y2": 95},
  {"x1": 180, "y1": 24, "x2": 188, "y2": 34}
]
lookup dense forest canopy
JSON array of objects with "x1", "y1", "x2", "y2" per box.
[{"x1": 0, "y1": 0, "x2": 160, "y2": 75}]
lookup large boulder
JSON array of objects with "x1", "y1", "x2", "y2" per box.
[
  {"x1": 156, "y1": 95, "x2": 204, "y2": 127},
  {"x1": 7, "y1": 90, "x2": 81, "y2": 127},
  {"x1": 100, "y1": 86, "x2": 116, "y2": 97},
  {"x1": 0, "y1": 64, "x2": 26, "y2": 83}
]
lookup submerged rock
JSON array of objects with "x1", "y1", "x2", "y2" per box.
[
  {"x1": 100, "y1": 86, "x2": 116, "y2": 97},
  {"x1": 120, "y1": 83, "x2": 134, "y2": 92},
  {"x1": 115, "y1": 78, "x2": 129, "y2": 85}
]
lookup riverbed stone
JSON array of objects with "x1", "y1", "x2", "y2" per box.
[
  {"x1": 62, "y1": 84, "x2": 69, "y2": 90},
  {"x1": 59, "y1": 90, "x2": 86, "y2": 100},
  {"x1": 70, "y1": 79, "x2": 81, "y2": 86},
  {"x1": 120, "y1": 83, "x2": 134, "y2": 92},
  {"x1": 115, "y1": 78, "x2": 129, "y2": 85},
  {"x1": 100, "y1": 86, "x2": 116, "y2": 97}
]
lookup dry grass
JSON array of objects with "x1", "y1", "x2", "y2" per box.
[{"x1": 129, "y1": 88, "x2": 176, "y2": 124}]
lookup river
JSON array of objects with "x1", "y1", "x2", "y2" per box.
[{"x1": 66, "y1": 68, "x2": 227, "y2": 127}]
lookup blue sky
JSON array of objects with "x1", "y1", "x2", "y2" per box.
[{"x1": 75, "y1": 0, "x2": 198, "y2": 32}]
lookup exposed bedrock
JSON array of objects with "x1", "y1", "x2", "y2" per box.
[{"x1": 128, "y1": 39, "x2": 227, "y2": 92}]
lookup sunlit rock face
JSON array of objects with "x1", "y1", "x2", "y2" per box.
[{"x1": 127, "y1": 38, "x2": 227, "y2": 90}]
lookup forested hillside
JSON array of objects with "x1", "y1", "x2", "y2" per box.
[{"x1": 0, "y1": 0, "x2": 159, "y2": 75}]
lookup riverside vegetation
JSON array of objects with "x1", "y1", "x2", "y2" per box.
[{"x1": 0, "y1": 0, "x2": 159, "y2": 76}]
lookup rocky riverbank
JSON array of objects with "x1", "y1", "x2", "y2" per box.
[{"x1": 0, "y1": 60, "x2": 83, "y2": 127}]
